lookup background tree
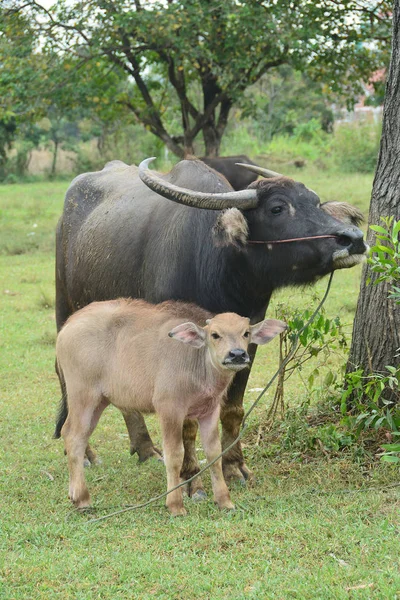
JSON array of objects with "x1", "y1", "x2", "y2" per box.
[
  {"x1": 347, "y1": 0, "x2": 400, "y2": 397},
  {"x1": 241, "y1": 66, "x2": 335, "y2": 143},
  {"x1": 3, "y1": 0, "x2": 392, "y2": 158}
]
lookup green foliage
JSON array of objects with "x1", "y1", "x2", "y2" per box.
[
  {"x1": 267, "y1": 301, "x2": 347, "y2": 423},
  {"x1": 2, "y1": 1, "x2": 391, "y2": 157},
  {"x1": 340, "y1": 366, "x2": 400, "y2": 463},
  {"x1": 283, "y1": 304, "x2": 346, "y2": 386},
  {"x1": 240, "y1": 67, "x2": 334, "y2": 141},
  {"x1": 292, "y1": 119, "x2": 329, "y2": 144},
  {"x1": 331, "y1": 121, "x2": 381, "y2": 173},
  {"x1": 346, "y1": 217, "x2": 400, "y2": 463},
  {"x1": 264, "y1": 133, "x2": 328, "y2": 162},
  {"x1": 380, "y1": 438, "x2": 400, "y2": 463},
  {"x1": 0, "y1": 117, "x2": 16, "y2": 179},
  {"x1": 368, "y1": 217, "x2": 400, "y2": 304}
]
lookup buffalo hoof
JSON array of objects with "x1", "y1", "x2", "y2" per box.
[
  {"x1": 181, "y1": 477, "x2": 207, "y2": 501},
  {"x1": 191, "y1": 489, "x2": 208, "y2": 503},
  {"x1": 134, "y1": 446, "x2": 163, "y2": 463},
  {"x1": 83, "y1": 455, "x2": 102, "y2": 467},
  {"x1": 239, "y1": 463, "x2": 255, "y2": 482},
  {"x1": 84, "y1": 445, "x2": 102, "y2": 467},
  {"x1": 223, "y1": 462, "x2": 255, "y2": 486}
]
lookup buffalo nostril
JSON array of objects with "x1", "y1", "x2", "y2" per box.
[
  {"x1": 337, "y1": 228, "x2": 366, "y2": 254},
  {"x1": 337, "y1": 235, "x2": 351, "y2": 247}
]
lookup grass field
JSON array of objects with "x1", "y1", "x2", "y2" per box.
[{"x1": 0, "y1": 172, "x2": 399, "y2": 599}]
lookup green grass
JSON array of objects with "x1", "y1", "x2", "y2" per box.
[{"x1": 1, "y1": 175, "x2": 399, "y2": 600}]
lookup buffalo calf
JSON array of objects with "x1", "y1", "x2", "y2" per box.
[{"x1": 56, "y1": 299, "x2": 286, "y2": 515}]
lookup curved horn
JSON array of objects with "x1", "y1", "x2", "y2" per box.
[
  {"x1": 235, "y1": 163, "x2": 283, "y2": 178},
  {"x1": 139, "y1": 158, "x2": 258, "y2": 210}
]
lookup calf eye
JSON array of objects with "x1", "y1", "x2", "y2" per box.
[
  {"x1": 271, "y1": 206, "x2": 283, "y2": 215},
  {"x1": 243, "y1": 331, "x2": 250, "y2": 338},
  {"x1": 211, "y1": 332, "x2": 221, "y2": 340}
]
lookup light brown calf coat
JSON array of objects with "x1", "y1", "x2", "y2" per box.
[{"x1": 56, "y1": 299, "x2": 286, "y2": 515}]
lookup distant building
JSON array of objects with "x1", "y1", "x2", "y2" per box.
[{"x1": 335, "y1": 68, "x2": 385, "y2": 124}]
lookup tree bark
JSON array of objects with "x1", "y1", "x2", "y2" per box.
[
  {"x1": 51, "y1": 138, "x2": 59, "y2": 177},
  {"x1": 347, "y1": 1, "x2": 400, "y2": 391}
]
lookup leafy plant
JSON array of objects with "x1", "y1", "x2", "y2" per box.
[
  {"x1": 355, "y1": 217, "x2": 400, "y2": 463},
  {"x1": 341, "y1": 220, "x2": 400, "y2": 462},
  {"x1": 379, "y1": 436, "x2": 400, "y2": 463},
  {"x1": 368, "y1": 216, "x2": 400, "y2": 305},
  {"x1": 267, "y1": 302, "x2": 347, "y2": 424},
  {"x1": 331, "y1": 121, "x2": 381, "y2": 173}
]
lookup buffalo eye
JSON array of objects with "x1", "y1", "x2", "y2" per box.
[
  {"x1": 211, "y1": 332, "x2": 221, "y2": 340},
  {"x1": 243, "y1": 331, "x2": 250, "y2": 338},
  {"x1": 271, "y1": 205, "x2": 283, "y2": 215}
]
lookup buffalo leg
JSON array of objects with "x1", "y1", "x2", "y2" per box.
[
  {"x1": 198, "y1": 408, "x2": 234, "y2": 510},
  {"x1": 122, "y1": 410, "x2": 162, "y2": 462},
  {"x1": 180, "y1": 419, "x2": 206, "y2": 500},
  {"x1": 220, "y1": 345, "x2": 258, "y2": 483}
]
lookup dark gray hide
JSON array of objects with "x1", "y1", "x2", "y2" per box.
[
  {"x1": 199, "y1": 155, "x2": 259, "y2": 190},
  {"x1": 55, "y1": 158, "x2": 367, "y2": 482}
]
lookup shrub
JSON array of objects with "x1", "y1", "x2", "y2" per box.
[{"x1": 331, "y1": 121, "x2": 381, "y2": 173}]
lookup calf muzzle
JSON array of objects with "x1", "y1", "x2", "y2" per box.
[{"x1": 223, "y1": 349, "x2": 250, "y2": 366}]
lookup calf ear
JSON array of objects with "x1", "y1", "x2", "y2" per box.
[
  {"x1": 212, "y1": 208, "x2": 249, "y2": 248},
  {"x1": 168, "y1": 322, "x2": 206, "y2": 348},
  {"x1": 250, "y1": 319, "x2": 287, "y2": 345},
  {"x1": 321, "y1": 201, "x2": 364, "y2": 227}
]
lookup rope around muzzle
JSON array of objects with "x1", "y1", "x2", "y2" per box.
[
  {"x1": 248, "y1": 235, "x2": 338, "y2": 245},
  {"x1": 87, "y1": 272, "x2": 335, "y2": 524}
]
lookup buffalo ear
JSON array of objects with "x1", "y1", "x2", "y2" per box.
[
  {"x1": 212, "y1": 208, "x2": 249, "y2": 248},
  {"x1": 321, "y1": 201, "x2": 364, "y2": 227},
  {"x1": 168, "y1": 322, "x2": 206, "y2": 348},
  {"x1": 250, "y1": 319, "x2": 287, "y2": 345}
]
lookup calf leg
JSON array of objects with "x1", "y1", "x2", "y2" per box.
[
  {"x1": 158, "y1": 412, "x2": 186, "y2": 517},
  {"x1": 62, "y1": 402, "x2": 97, "y2": 509},
  {"x1": 84, "y1": 400, "x2": 110, "y2": 465},
  {"x1": 198, "y1": 409, "x2": 234, "y2": 510},
  {"x1": 180, "y1": 419, "x2": 206, "y2": 500},
  {"x1": 56, "y1": 359, "x2": 103, "y2": 467},
  {"x1": 122, "y1": 410, "x2": 162, "y2": 462}
]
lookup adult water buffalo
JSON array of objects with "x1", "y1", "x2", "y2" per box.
[
  {"x1": 55, "y1": 157, "x2": 367, "y2": 493},
  {"x1": 199, "y1": 155, "x2": 259, "y2": 190}
]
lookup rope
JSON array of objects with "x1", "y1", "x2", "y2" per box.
[
  {"x1": 248, "y1": 235, "x2": 338, "y2": 245},
  {"x1": 87, "y1": 272, "x2": 335, "y2": 524}
]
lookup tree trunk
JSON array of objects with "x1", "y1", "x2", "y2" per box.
[
  {"x1": 203, "y1": 125, "x2": 221, "y2": 157},
  {"x1": 51, "y1": 138, "x2": 59, "y2": 177},
  {"x1": 347, "y1": 1, "x2": 400, "y2": 393}
]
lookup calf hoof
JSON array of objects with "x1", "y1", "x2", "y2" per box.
[
  {"x1": 69, "y1": 489, "x2": 91, "y2": 510},
  {"x1": 218, "y1": 499, "x2": 235, "y2": 511},
  {"x1": 168, "y1": 505, "x2": 187, "y2": 517}
]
